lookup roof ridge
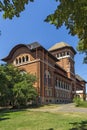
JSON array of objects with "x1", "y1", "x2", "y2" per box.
[{"x1": 48, "y1": 42, "x2": 70, "y2": 51}]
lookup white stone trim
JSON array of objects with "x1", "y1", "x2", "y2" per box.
[{"x1": 76, "y1": 90, "x2": 83, "y2": 94}]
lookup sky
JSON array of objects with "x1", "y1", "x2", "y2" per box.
[{"x1": 0, "y1": 0, "x2": 87, "y2": 90}]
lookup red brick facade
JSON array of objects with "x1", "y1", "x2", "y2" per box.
[{"x1": 2, "y1": 42, "x2": 86, "y2": 104}]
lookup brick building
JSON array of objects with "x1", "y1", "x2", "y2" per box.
[{"x1": 2, "y1": 42, "x2": 86, "y2": 104}]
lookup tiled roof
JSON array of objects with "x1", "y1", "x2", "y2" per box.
[
  {"x1": 75, "y1": 74, "x2": 86, "y2": 82},
  {"x1": 48, "y1": 42, "x2": 70, "y2": 51},
  {"x1": 2, "y1": 42, "x2": 58, "y2": 62},
  {"x1": 27, "y1": 42, "x2": 41, "y2": 49}
]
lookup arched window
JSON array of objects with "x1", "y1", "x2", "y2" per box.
[
  {"x1": 57, "y1": 53, "x2": 59, "y2": 58},
  {"x1": 55, "y1": 77, "x2": 57, "y2": 86},
  {"x1": 62, "y1": 81, "x2": 64, "y2": 89},
  {"x1": 44, "y1": 70, "x2": 51, "y2": 87},
  {"x1": 61, "y1": 81, "x2": 63, "y2": 88},
  {"x1": 60, "y1": 53, "x2": 62, "y2": 57},
  {"x1": 19, "y1": 57, "x2": 21, "y2": 64},
  {"x1": 26, "y1": 55, "x2": 29, "y2": 62},
  {"x1": 64, "y1": 82, "x2": 65, "y2": 89},
  {"x1": 59, "y1": 80, "x2": 61, "y2": 88},
  {"x1": 20, "y1": 70, "x2": 27, "y2": 75},
  {"x1": 16, "y1": 58, "x2": 18, "y2": 64},
  {"x1": 22, "y1": 56, "x2": 25, "y2": 62},
  {"x1": 57, "y1": 80, "x2": 59, "y2": 87},
  {"x1": 65, "y1": 83, "x2": 67, "y2": 89},
  {"x1": 62, "y1": 52, "x2": 65, "y2": 56},
  {"x1": 67, "y1": 52, "x2": 70, "y2": 55}
]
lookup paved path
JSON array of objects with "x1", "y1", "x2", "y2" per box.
[
  {"x1": 30, "y1": 103, "x2": 87, "y2": 113},
  {"x1": 57, "y1": 103, "x2": 87, "y2": 113}
]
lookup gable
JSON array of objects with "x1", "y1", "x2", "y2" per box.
[{"x1": 2, "y1": 44, "x2": 35, "y2": 64}]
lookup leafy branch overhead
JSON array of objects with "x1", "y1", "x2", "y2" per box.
[
  {"x1": 0, "y1": 0, "x2": 87, "y2": 62},
  {"x1": 0, "y1": 0, "x2": 34, "y2": 19},
  {"x1": 45, "y1": 0, "x2": 87, "y2": 57}
]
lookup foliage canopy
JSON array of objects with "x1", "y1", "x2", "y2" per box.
[
  {"x1": 45, "y1": 0, "x2": 87, "y2": 63},
  {"x1": 0, "y1": 64, "x2": 38, "y2": 108},
  {"x1": 0, "y1": 0, "x2": 34, "y2": 19}
]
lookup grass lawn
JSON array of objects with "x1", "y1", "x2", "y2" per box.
[
  {"x1": 79, "y1": 101, "x2": 87, "y2": 108},
  {"x1": 0, "y1": 106, "x2": 87, "y2": 130}
]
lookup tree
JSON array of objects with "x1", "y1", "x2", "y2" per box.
[
  {"x1": 0, "y1": 0, "x2": 34, "y2": 19},
  {"x1": 13, "y1": 73, "x2": 38, "y2": 108},
  {"x1": 0, "y1": 64, "x2": 38, "y2": 107},
  {"x1": 45, "y1": 0, "x2": 87, "y2": 63},
  {"x1": 0, "y1": 65, "x2": 10, "y2": 106}
]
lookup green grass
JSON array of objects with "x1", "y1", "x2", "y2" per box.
[
  {"x1": 79, "y1": 101, "x2": 87, "y2": 108},
  {"x1": 0, "y1": 108, "x2": 87, "y2": 130}
]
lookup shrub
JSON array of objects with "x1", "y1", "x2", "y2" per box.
[{"x1": 73, "y1": 96, "x2": 81, "y2": 107}]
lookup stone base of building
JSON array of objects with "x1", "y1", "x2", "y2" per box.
[{"x1": 40, "y1": 97, "x2": 72, "y2": 104}]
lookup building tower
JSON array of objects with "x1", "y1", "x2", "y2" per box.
[
  {"x1": 48, "y1": 42, "x2": 76, "y2": 79},
  {"x1": 49, "y1": 42, "x2": 77, "y2": 98}
]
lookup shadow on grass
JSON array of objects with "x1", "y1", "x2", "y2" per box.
[
  {"x1": 0, "y1": 109, "x2": 10, "y2": 121},
  {"x1": 0, "y1": 117, "x2": 10, "y2": 121},
  {"x1": 69, "y1": 120, "x2": 87, "y2": 130},
  {"x1": 40, "y1": 128, "x2": 54, "y2": 130},
  {"x1": 47, "y1": 128, "x2": 54, "y2": 130},
  {"x1": 0, "y1": 107, "x2": 26, "y2": 122}
]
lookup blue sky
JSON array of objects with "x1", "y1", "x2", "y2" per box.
[{"x1": 0, "y1": 0, "x2": 87, "y2": 89}]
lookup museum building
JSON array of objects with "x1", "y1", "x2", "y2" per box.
[{"x1": 2, "y1": 42, "x2": 86, "y2": 104}]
